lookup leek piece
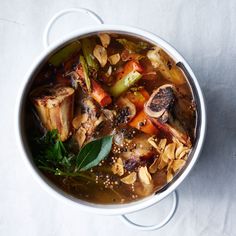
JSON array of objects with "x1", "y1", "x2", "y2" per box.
[
  {"x1": 81, "y1": 38, "x2": 99, "y2": 71},
  {"x1": 80, "y1": 55, "x2": 91, "y2": 92},
  {"x1": 48, "y1": 41, "x2": 81, "y2": 66},
  {"x1": 109, "y1": 71, "x2": 142, "y2": 97}
]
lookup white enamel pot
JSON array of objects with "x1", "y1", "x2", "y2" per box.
[{"x1": 15, "y1": 8, "x2": 206, "y2": 231}]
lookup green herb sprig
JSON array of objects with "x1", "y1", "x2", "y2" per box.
[{"x1": 35, "y1": 129, "x2": 113, "y2": 176}]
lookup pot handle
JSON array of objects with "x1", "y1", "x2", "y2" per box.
[
  {"x1": 43, "y1": 8, "x2": 104, "y2": 48},
  {"x1": 119, "y1": 190, "x2": 178, "y2": 231}
]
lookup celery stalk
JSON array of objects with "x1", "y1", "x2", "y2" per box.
[
  {"x1": 49, "y1": 41, "x2": 81, "y2": 66},
  {"x1": 109, "y1": 71, "x2": 142, "y2": 97},
  {"x1": 81, "y1": 38, "x2": 99, "y2": 71},
  {"x1": 80, "y1": 55, "x2": 91, "y2": 92}
]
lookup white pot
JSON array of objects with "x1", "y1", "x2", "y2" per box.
[{"x1": 15, "y1": 8, "x2": 206, "y2": 231}]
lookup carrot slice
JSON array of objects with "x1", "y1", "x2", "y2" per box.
[
  {"x1": 91, "y1": 80, "x2": 112, "y2": 107},
  {"x1": 125, "y1": 88, "x2": 149, "y2": 111},
  {"x1": 75, "y1": 64, "x2": 112, "y2": 107},
  {"x1": 116, "y1": 60, "x2": 143, "y2": 80},
  {"x1": 129, "y1": 110, "x2": 158, "y2": 135}
]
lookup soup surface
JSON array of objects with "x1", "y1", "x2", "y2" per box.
[{"x1": 25, "y1": 33, "x2": 196, "y2": 204}]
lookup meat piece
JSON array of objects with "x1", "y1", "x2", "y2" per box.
[
  {"x1": 144, "y1": 84, "x2": 191, "y2": 147},
  {"x1": 115, "y1": 97, "x2": 136, "y2": 125},
  {"x1": 151, "y1": 117, "x2": 191, "y2": 147},
  {"x1": 73, "y1": 98, "x2": 114, "y2": 147},
  {"x1": 144, "y1": 84, "x2": 175, "y2": 123},
  {"x1": 31, "y1": 85, "x2": 74, "y2": 141}
]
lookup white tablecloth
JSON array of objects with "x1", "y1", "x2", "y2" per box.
[{"x1": 0, "y1": 0, "x2": 235, "y2": 235}]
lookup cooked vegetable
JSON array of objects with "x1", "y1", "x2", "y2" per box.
[
  {"x1": 81, "y1": 38, "x2": 99, "y2": 71},
  {"x1": 91, "y1": 80, "x2": 112, "y2": 107},
  {"x1": 108, "y1": 53, "x2": 120, "y2": 65},
  {"x1": 93, "y1": 45, "x2": 107, "y2": 67},
  {"x1": 79, "y1": 55, "x2": 91, "y2": 92},
  {"x1": 49, "y1": 41, "x2": 81, "y2": 66},
  {"x1": 112, "y1": 157, "x2": 124, "y2": 176},
  {"x1": 121, "y1": 172, "x2": 137, "y2": 184},
  {"x1": 116, "y1": 38, "x2": 148, "y2": 52},
  {"x1": 98, "y1": 33, "x2": 110, "y2": 48},
  {"x1": 117, "y1": 60, "x2": 143, "y2": 80},
  {"x1": 129, "y1": 110, "x2": 158, "y2": 135},
  {"x1": 138, "y1": 166, "x2": 152, "y2": 185},
  {"x1": 31, "y1": 85, "x2": 74, "y2": 141},
  {"x1": 147, "y1": 46, "x2": 185, "y2": 85},
  {"x1": 109, "y1": 69, "x2": 142, "y2": 97},
  {"x1": 125, "y1": 88, "x2": 149, "y2": 111}
]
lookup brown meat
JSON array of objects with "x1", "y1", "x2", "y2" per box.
[
  {"x1": 31, "y1": 85, "x2": 74, "y2": 141},
  {"x1": 145, "y1": 84, "x2": 191, "y2": 147},
  {"x1": 144, "y1": 84, "x2": 175, "y2": 123}
]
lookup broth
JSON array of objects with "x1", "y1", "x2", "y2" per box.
[{"x1": 25, "y1": 33, "x2": 196, "y2": 204}]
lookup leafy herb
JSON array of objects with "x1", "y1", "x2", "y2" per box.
[
  {"x1": 35, "y1": 130, "x2": 75, "y2": 175},
  {"x1": 77, "y1": 135, "x2": 113, "y2": 171},
  {"x1": 34, "y1": 130, "x2": 113, "y2": 176}
]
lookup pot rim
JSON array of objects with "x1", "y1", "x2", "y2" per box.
[{"x1": 15, "y1": 24, "x2": 206, "y2": 215}]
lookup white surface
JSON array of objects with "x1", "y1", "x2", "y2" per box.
[{"x1": 0, "y1": 0, "x2": 235, "y2": 235}]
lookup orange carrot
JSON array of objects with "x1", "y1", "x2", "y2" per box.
[
  {"x1": 91, "y1": 80, "x2": 112, "y2": 107},
  {"x1": 75, "y1": 64, "x2": 112, "y2": 107},
  {"x1": 125, "y1": 88, "x2": 149, "y2": 111},
  {"x1": 116, "y1": 60, "x2": 143, "y2": 80},
  {"x1": 129, "y1": 110, "x2": 158, "y2": 135}
]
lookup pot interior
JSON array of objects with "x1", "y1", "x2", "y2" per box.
[{"x1": 18, "y1": 28, "x2": 204, "y2": 214}]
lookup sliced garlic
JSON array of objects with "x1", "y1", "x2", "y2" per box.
[
  {"x1": 111, "y1": 158, "x2": 124, "y2": 176},
  {"x1": 158, "y1": 157, "x2": 167, "y2": 170},
  {"x1": 157, "y1": 138, "x2": 167, "y2": 153},
  {"x1": 167, "y1": 170, "x2": 173, "y2": 183},
  {"x1": 75, "y1": 127, "x2": 86, "y2": 148},
  {"x1": 72, "y1": 113, "x2": 89, "y2": 129},
  {"x1": 121, "y1": 172, "x2": 137, "y2": 184},
  {"x1": 172, "y1": 159, "x2": 186, "y2": 172},
  {"x1": 108, "y1": 53, "x2": 120, "y2": 65},
  {"x1": 93, "y1": 45, "x2": 107, "y2": 67},
  {"x1": 138, "y1": 166, "x2": 152, "y2": 185},
  {"x1": 161, "y1": 143, "x2": 176, "y2": 162},
  {"x1": 149, "y1": 158, "x2": 159, "y2": 173},
  {"x1": 93, "y1": 114, "x2": 105, "y2": 127},
  {"x1": 106, "y1": 66, "x2": 112, "y2": 76},
  {"x1": 177, "y1": 148, "x2": 190, "y2": 159},
  {"x1": 148, "y1": 136, "x2": 158, "y2": 149},
  {"x1": 98, "y1": 33, "x2": 110, "y2": 48}
]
